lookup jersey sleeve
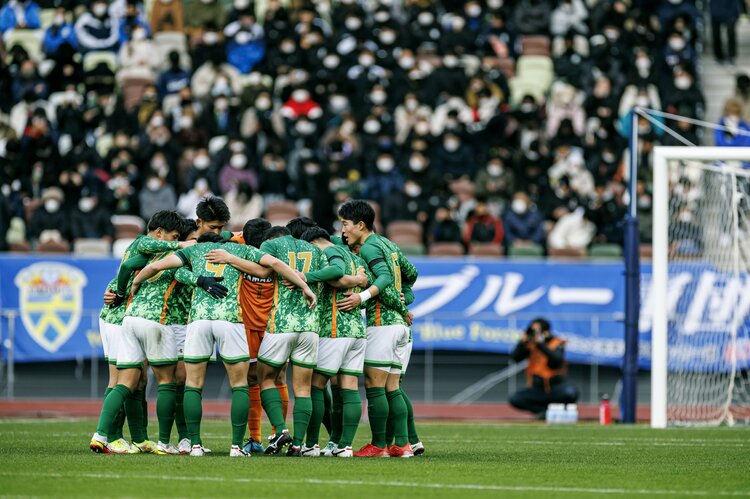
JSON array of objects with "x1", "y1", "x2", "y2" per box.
[
  {"x1": 399, "y1": 252, "x2": 419, "y2": 286},
  {"x1": 136, "y1": 236, "x2": 180, "y2": 255},
  {"x1": 378, "y1": 283, "x2": 409, "y2": 316},
  {"x1": 402, "y1": 284, "x2": 415, "y2": 306},
  {"x1": 259, "y1": 239, "x2": 279, "y2": 258},
  {"x1": 236, "y1": 244, "x2": 265, "y2": 264},
  {"x1": 175, "y1": 266, "x2": 198, "y2": 287},
  {"x1": 175, "y1": 245, "x2": 197, "y2": 268},
  {"x1": 116, "y1": 254, "x2": 150, "y2": 296},
  {"x1": 360, "y1": 243, "x2": 392, "y2": 292},
  {"x1": 305, "y1": 246, "x2": 345, "y2": 283}
]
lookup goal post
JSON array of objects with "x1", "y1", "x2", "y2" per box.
[{"x1": 651, "y1": 146, "x2": 750, "y2": 428}]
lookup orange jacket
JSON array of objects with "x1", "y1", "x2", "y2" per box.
[
  {"x1": 231, "y1": 232, "x2": 273, "y2": 332},
  {"x1": 525, "y1": 337, "x2": 567, "y2": 392}
]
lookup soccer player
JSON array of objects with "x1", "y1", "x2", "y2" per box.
[
  {"x1": 131, "y1": 232, "x2": 315, "y2": 456},
  {"x1": 90, "y1": 211, "x2": 194, "y2": 454},
  {"x1": 337, "y1": 200, "x2": 418, "y2": 458},
  {"x1": 227, "y1": 219, "x2": 289, "y2": 454},
  {"x1": 298, "y1": 227, "x2": 378, "y2": 457}
]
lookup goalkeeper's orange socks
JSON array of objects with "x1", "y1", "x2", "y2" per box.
[{"x1": 247, "y1": 384, "x2": 262, "y2": 441}]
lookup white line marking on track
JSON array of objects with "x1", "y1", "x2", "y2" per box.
[{"x1": 0, "y1": 471, "x2": 747, "y2": 496}]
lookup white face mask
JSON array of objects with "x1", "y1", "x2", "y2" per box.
[
  {"x1": 487, "y1": 164, "x2": 503, "y2": 176},
  {"x1": 399, "y1": 56, "x2": 415, "y2": 70},
  {"x1": 215, "y1": 99, "x2": 228, "y2": 112},
  {"x1": 511, "y1": 199, "x2": 528, "y2": 214},
  {"x1": 132, "y1": 29, "x2": 146, "y2": 41},
  {"x1": 418, "y1": 12, "x2": 434, "y2": 26},
  {"x1": 234, "y1": 0, "x2": 250, "y2": 9},
  {"x1": 194, "y1": 155, "x2": 210, "y2": 170},
  {"x1": 635, "y1": 57, "x2": 650, "y2": 72},
  {"x1": 194, "y1": 178, "x2": 209, "y2": 193},
  {"x1": 230, "y1": 154, "x2": 247, "y2": 169},
  {"x1": 292, "y1": 89, "x2": 309, "y2": 102},
  {"x1": 488, "y1": 0, "x2": 503, "y2": 7},
  {"x1": 330, "y1": 95, "x2": 348, "y2": 112},
  {"x1": 150, "y1": 116, "x2": 164, "y2": 128},
  {"x1": 179, "y1": 116, "x2": 193, "y2": 129},
  {"x1": 379, "y1": 31, "x2": 396, "y2": 45},
  {"x1": 255, "y1": 96, "x2": 271, "y2": 110},
  {"x1": 79, "y1": 198, "x2": 95, "y2": 212},
  {"x1": 363, "y1": 120, "x2": 381, "y2": 134},
  {"x1": 675, "y1": 77, "x2": 691, "y2": 90},
  {"x1": 405, "y1": 99, "x2": 418, "y2": 111},
  {"x1": 409, "y1": 157, "x2": 426, "y2": 171},
  {"x1": 370, "y1": 90, "x2": 387, "y2": 105},
  {"x1": 203, "y1": 31, "x2": 219, "y2": 44},
  {"x1": 443, "y1": 56, "x2": 459, "y2": 68},
  {"x1": 92, "y1": 3, "x2": 107, "y2": 17},
  {"x1": 345, "y1": 17, "x2": 362, "y2": 31},
  {"x1": 415, "y1": 122, "x2": 430, "y2": 135},
  {"x1": 444, "y1": 139, "x2": 460, "y2": 152},
  {"x1": 374, "y1": 11, "x2": 390, "y2": 23},
  {"x1": 466, "y1": 4, "x2": 481, "y2": 17},
  {"x1": 295, "y1": 120, "x2": 316, "y2": 135},
  {"x1": 45, "y1": 199, "x2": 61, "y2": 213},
  {"x1": 669, "y1": 38, "x2": 685, "y2": 51},
  {"x1": 54, "y1": 14, "x2": 65, "y2": 25},
  {"x1": 323, "y1": 55, "x2": 340, "y2": 69},
  {"x1": 147, "y1": 178, "x2": 161, "y2": 191},
  {"x1": 405, "y1": 184, "x2": 422, "y2": 197},
  {"x1": 377, "y1": 158, "x2": 394, "y2": 172},
  {"x1": 359, "y1": 54, "x2": 374, "y2": 67},
  {"x1": 635, "y1": 97, "x2": 650, "y2": 108}
]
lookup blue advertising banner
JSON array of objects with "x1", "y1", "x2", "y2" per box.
[{"x1": 1, "y1": 255, "x2": 748, "y2": 371}]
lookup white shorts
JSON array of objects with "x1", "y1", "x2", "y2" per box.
[
  {"x1": 185, "y1": 320, "x2": 249, "y2": 364},
  {"x1": 117, "y1": 316, "x2": 177, "y2": 368},
  {"x1": 170, "y1": 325, "x2": 187, "y2": 361},
  {"x1": 315, "y1": 337, "x2": 366, "y2": 377},
  {"x1": 398, "y1": 339, "x2": 413, "y2": 376},
  {"x1": 364, "y1": 325, "x2": 409, "y2": 373},
  {"x1": 258, "y1": 331, "x2": 318, "y2": 369},
  {"x1": 102, "y1": 322, "x2": 123, "y2": 365}
]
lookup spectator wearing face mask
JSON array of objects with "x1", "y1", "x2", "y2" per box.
[
  {"x1": 75, "y1": 0, "x2": 120, "y2": 53},
  {"x1": 663, "y1": 31, "x2": 697, "y2": 75},
  {"x1": 433, "y1": 50, "x2": 470, "y2": 97},
  {"x1": 475, "y1": 157, "x2": 516, "y2": 209},
  {"x1": 118, "y1": 25, "x2": 161, "y2": 80},
  {"x1": 395, "y1": 93, "x2": 432, "y2": 145},
  {"x1": 464, "y1": 199, "x2": 504, "y2": 249},
  {"x1": 158, "y1": 51, "x2": 191, "y2": 101},
  {"x1": 382, "y1": 179, "x2": 431, "y2": 226},
  {"x1": 177, "y1": 177, "x2": 214, "y2": 219},
  {"x1": 12, "y1": 60, "x2": 48, "y2": 104},
  {"x1": 119, "y1": 0, "x2": 151, "y2": 44},
  {"x1": 0, "y1": 0, "x2": 41, "y2": 33},
  {"x1": 550, "y1": 0, "x2": 588, "y2": 38},
  {"x1": 139, "y1": 172, "x2": 177, "y2": 221},
  {"x1": 200, "y1": 94, "x2": 240, "y2": 137},
  {"x1": 149, "y1": 0, "x2": 184, "y2": 33},
  {"x1": 363, "y1": 152, "x2": 403, "y2": 203},
  {"x1": 478, "y1": 10, "x2": 520, "y2": 60},
  {"x1": 225, "y1": 181, "x2": 263, "y2": 229},
  {"x1": 28, "y1": 187, "x2": 70, "y2": 244},
  {"x1": 431, "y1": 132, "x2": 476, "y2": 181},
  {"x1": 42, "y1": 9, "x2": 78, "y2": 56},
  {"x1": 503, "y1": 192, "x2": 545, "y2": 248},
  {"x1": 715, "y1": 98, "x2": 750, "y2": 148},
  {"x1": 663, "y1": 67, "x2": 704, "y2": 117},
  {"x1": 431, "y1": 206, "x2": 463, "y2": 245},
  {"x1": 183, "y1": 148, "x2": 215, "y2": 192},
  {"x1": 225, "y1": 12, "x2": 265, "y2": 74},
  {"x1": 70, "y1": 194, "x2": 114, "y2": 242},
  {"x1": 440, "y1": 13, "x2": 475, "y2": 56},
  {"x1": 218, "y1": 143, "x2": 258, "y2": 195}
]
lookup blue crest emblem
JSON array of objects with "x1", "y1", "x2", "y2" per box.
[{"x1": 15, "y1": 263, "x2": 87, "y2": 353}]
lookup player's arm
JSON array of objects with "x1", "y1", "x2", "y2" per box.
[
  {"x1": 132, "y1": 254, "x2": 184, "y2": 293},
  {"x1": 259, "y1": 253, "x2": 317, "y2": 309},
  {"x1": 110, "y1": 254, "x2": 150, "y2": 307},
  {"x1": 206, "y1": 248, "x2": 273, "y2": 278},
  {"x1": 305, "y1": 255, "x2": 345, "y2": 283},
  {"x1": 329, "y1": 269, "x2": 367, "y2": 289},
  {"x1": 402, "y1": 284, "x2": 415, "y2": 305},
  {"x1": 399, "y1": 252, "x2": 419, "y2": 286},
  {"x1": 378, "y1": 280, "x2": 411, "y2": 319},
  {"x1": 338, "y1": 245, "x2": 391, "y2": 311},
  {"x1": 137, "y1": 236, "x2": 194, "y2": 255}
]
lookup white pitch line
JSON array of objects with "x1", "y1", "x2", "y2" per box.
[{"x1": 0, "y1": 471, "x2": 747, "y2": 497}]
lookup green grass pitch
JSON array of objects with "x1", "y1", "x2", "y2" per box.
[{"x1": 0, "y1": 418, "x2": 748, "y2": 498}]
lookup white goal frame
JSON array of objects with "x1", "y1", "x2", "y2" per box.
[{"x1": 651, "y1": 146, "x2": 750, "y2": 428}]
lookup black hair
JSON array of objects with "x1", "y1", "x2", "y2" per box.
[
  {"x1": 265, "y1": 226, "x2": 291, "y2": 240},
  {"x1": 180, "y1": 218, "x2": 198, "y2": 241},
  {"x1": 337, "y1": 200, "x2": 375, "y2": 230},
  {"x1": 197, "y1": 232, "x2": 225, "y2": 243},
  {"x1": 286, "y1": 217, "x2": 317, "y2": 239},
  {"x1": 243, "y1": 218, "x2": 272, "y2": 248},
  {"x1": 196, "y1": 196, "x2": 230, "y2": 223},
  {"x1": 147, "y1": 210, "x2": 184, "y2": 233},
  {"x1": 301, "y1": 226, "x2": 330, "y2": 243},
  {"x1": 528, "y1": 318, "x2": 551, "y2": 334}
]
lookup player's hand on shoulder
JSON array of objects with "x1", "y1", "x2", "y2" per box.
[
  {"x1": 196, "y1": 276, "x2": 229, "y2": 299},
  {"x1": 356, "y1": 267, "x2": 368, "y2": 288},
  {"x1": 337, "y1": 291, "x2": 361, "y2": 312},
  {"x1": 103, "y1": 289, "x2": 116, "y2": 305},
  {"x1": 405, "y1": 311, "x2": 414, "y2": 325},
  {"x1": 206, "y1": 249, "x2": 232, "y2": 264},
  {"x1": 178, "y1": 239, "x2": 197, "y2": 248}
]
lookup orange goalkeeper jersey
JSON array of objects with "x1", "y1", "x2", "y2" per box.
[{"x1": 231, "y1": 232, "x2": 274, "y2": 332}]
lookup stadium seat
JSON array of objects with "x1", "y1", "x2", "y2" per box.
[
  {"x1": 507, "y1": 242, "x2": 545, "y2": 259},
  {"x1": 386, "y1": 221, "x2": 423, "y2": 245},
  {"x1": 398, "y1": 242, "x2": 426, "y2": 256},
  {"x1": 265, "y1": 201, "x2": 299, "y2": 221},
  {"x1": 36, "y1": 240, "x2": 71, "y2": 253},
  {"x1": 469, "y1": 243, "x2": 504, "y2": 257},
  {"x1": 112, "y1": 238, "x2": 136, "y2": 259},
  {"x1": 495, "y1": 57, "x2": 516, "y2": 79},
  {"x1": 521, "y1": 35, "x2": 551, "y2": 56},
  {"x1": 153, "y1": 31, "x2": 191, "y2": 70},
  {"x1": 428, "y1": 242, "x2": 465, "y2": 256},
  {"x1": 83, "y1": 51, "x2": 119, "y2": 74},
  {"x1": 73, "y1": 239, "x2": 111, "y2": 256},
  {"x1": 112, "y1": 215, "x2": 145, "y2": 240},
  {"x1": 548, "y1": 247, "x2": 587, "y2": 259},
  {"x1": 7, "y1": 241, "x2": 31, "y2": 252},
  {"x1": 5, "y1": 29, "x2": 44, "y2": 62},
  {"x1": 588, "y1": 243, "x2": 624, "y2": 260}
]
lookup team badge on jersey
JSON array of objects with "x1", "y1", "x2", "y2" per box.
[{"x1": 15, "y1": 263, "x2": 87, "y2": 352}]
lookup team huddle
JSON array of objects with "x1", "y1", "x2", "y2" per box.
[{"x1": 89, "y1": 198, "x2": 423, "y2": 458}]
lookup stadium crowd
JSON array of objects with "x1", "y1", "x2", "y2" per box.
[{"x1": 0, "y1": 0, "x2": 716, "y2": 256}]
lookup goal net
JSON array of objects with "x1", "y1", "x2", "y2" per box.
[{"x1": 651, "y1": 147, "x2": 750, "y2": 427}]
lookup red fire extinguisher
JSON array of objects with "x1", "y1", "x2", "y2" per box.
[{"x1": 600, "y1": 394, "x2": 612, "y2": 425}]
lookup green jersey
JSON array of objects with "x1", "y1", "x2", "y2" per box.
[
  {"x1": 125, "y1": 251, "x2": 188, "y2": 324},
  {"x1": 260, "y1": 235, "x2": 326, "y2": 333},
  {"x1": 306, "y1": 245, "x2": 366, "y2": 339},
  {"x1": 175, "y1": 242, "x2": 266, "y2": 323},
  {"x1": 359, "y1": 233, "x2": 418, "y2": 327},
  {"x1": 101, "y1": 235, "x2": 182, "y2": 325}
]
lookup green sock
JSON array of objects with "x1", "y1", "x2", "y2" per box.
[
  {"x1": 141, "y1": 394, "x2": 149, "y2": 440},
  {"x1": 385, "y1": 412, "x2": 394, "y2": 447},
  {"x1": 260, "y1": 387, "x2": 286, "y2": 433},
  {"x1": 110, "y1": 406, "x2": 126, "y2": 441},
  {"x1": 322, "y1": 386, "x2": 332, "y2": 436},
  {"x1": 330, "y1": 384, "x2": 343, "y2": 443},
  {"x1": 306, "y1": 387, "x2": 325, "y2": 447},
  {"x1": 386, "y1": 389, "x2": 408, "y2": 447},
  {"x1": 104, "y1": 387, "x2": 113, "y2": 400},
  {"x1": 175, "y1": 384, "x2": 188, "y2": 441},
  {"x1": 401, "y1": 386, "x2": 420, "y2": 444},
  {"x1": 125, "y1": 389, "x2": 147, "y2": 443},
  {"x1": 96, "y1": 384, "x2": 130, "y2": 438},
  {"x1": 231, "y1": 386, "x2": 250, "y2": 446},
  {"x1": 292, "y1": 396, "x2": 312, "y2": 447},
  {"x1": 157, "y1": 383, "x2": 176, "y2": 444},
  {"x1": 338, "y1": 389, "x2": 361, "y2": 448},
  {"x1": 183, "y1": 386, "x2": 203, "y2": 446},
  {"x1": 365, "y1": 387, "x2": 388, "y2": 448}
]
